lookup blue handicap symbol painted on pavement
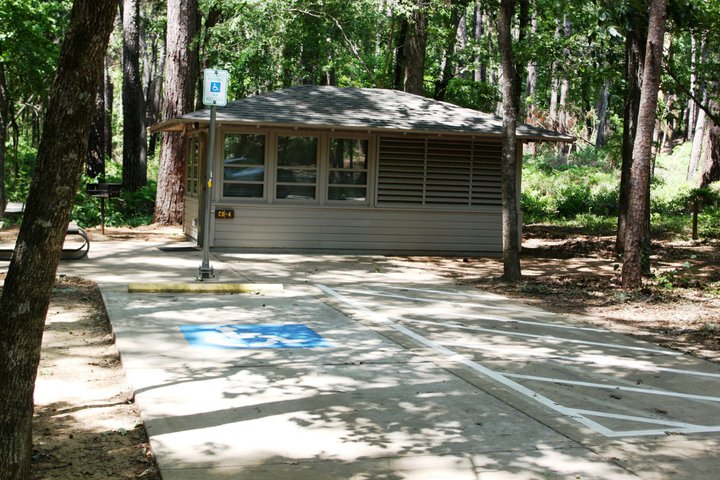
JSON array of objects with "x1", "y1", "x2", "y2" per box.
[
  {"x1": 179, "y1": 323, "x2": 332, "y2": 349},
  {"x1": 210, "y1": 81, "x2": 221, "y2": 93}
]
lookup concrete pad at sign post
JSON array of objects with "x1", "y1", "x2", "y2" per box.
[{"x1": 102, "y1": 286, "x2": 638, "y2": 480}]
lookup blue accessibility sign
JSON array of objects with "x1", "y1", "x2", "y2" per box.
[
  {"x1": 179, "y1": 323, "x2": 333, "y2": 349},
  {"x1": 210, "y1": 81, "x2": 221, "y2": 93}
]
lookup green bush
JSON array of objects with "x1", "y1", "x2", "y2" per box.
[{"x1": 72, "y1": 178, "x2": 156, "y2": 228}]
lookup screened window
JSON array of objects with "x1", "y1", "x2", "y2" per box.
[
  {"x1": 186, "y1": 136, "x2": 199, "y2": 198},
  {"x1": 328, "y1": 138, "x2": 368, "y2": 202},
  {"x1": 223, "y1": 133, "x2": 265, "y2": 198},
  {"x1": 276, "y1": 135, "x2": 317, "y2": 200}
]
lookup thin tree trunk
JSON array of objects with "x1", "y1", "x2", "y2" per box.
[
  {"x1": 0, "y1": 2, "x2": 117, "y2": 478},
  {"x1": 688, "y1": 99, "x2": 706, "y2": 180},
  {"x1": 558, "y1": 15, "x2": 571, "y2": 132},
  {"x1": 595, "y1": 80, "x2": 610, "y2": 148},
  {"x1": 616, "y1": 5, "x2": 647, "y2": 253},
  {"x1": 622, "y1": 0, "x2": 667, "y2": 289},
  {"x1": 154, "y1": 0, "x2": 198, "y2": 224},
  {"x1": 122, "y1": 0, "x2": 147, "y2": 191},
  {"x1": 0, "y1": 60, "x2": 8, "y2": 217},
  {"x1": 525, "y1": 13, "x2": 537, "y2": 116},
  {"x1": 87, "y1": 76, "x2": 106, "y2": 178},
  {"x1": 686, "y1": 33, "x2": 697, "y2": 141},
  {"x1": 393, "y1": 17, "x2": 409, "y2": 90},
  {"x1": 473, "y1": 3, "x2": 486, "y2": 83},
  {"x1": 497, "y1": 0, "x2": 521, "y2": 282},
  {"x1": 404, "y1": 0, "x2": 428, "y2": 96},
  {"x1": 103, "y1": 60, "x2": 113, "y2": 163},
  {"x1": 434, "y1": 2, "x2": 464, "y2": 101},
  {"x1": 455, "y1": 7, "x2": 467, "y2": 78}
]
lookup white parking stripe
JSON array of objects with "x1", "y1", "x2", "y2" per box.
[
  {"x1": 336, "y1": 287, "x2": 557, "y2": 316},
  {"x1": 394, "y1": 311, "x2": 609, "y2": 333},
  {"x1": 318, "y1": 284, "x2": 720, "y2": 437},
  {"x1": 504, "y1": 373, "x2": 720, "y2": 403},
  {"x1": 381, "y1": 285, "x2": 508, "y2": 301},
  {"x1": 402, "y1": 318, "x2": 681, "y2": 356}
]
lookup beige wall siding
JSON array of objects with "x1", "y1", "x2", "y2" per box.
[
  {"x1": 184, "y1": 197, "x2": 200, "y2": 241},
  {"x1": 212, "y1": 205, "x2": 501, "y2": 254}
]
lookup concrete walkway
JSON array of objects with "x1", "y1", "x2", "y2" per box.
[{"x1": 4, "y1": 237, "x2": 720, "y2": 478}]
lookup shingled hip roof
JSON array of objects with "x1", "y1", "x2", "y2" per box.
[{"x1": 151, "y1": 85, "x2": 573, "y2": 142}]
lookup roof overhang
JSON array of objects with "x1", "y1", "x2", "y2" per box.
[{"x1": 149, "y1": 86, "x2": 574, "y2": 143}]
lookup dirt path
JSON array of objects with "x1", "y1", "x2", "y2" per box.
[{"x1": 30, "y1": 277, "x2": 160, "y2": 480}]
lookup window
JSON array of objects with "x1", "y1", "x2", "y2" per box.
[
  {"x1": 276, "y1": 135, "x2": 317, "y2": 200},
  {"x1": 186, "y1": 136, "x2": 199, "y2": 198},
  {"x1": 328, "y1": 138, "x2": 368, "y2": 202},
  {"x1": 223, "y1": 133, "x2": 265, "y2": 198}
]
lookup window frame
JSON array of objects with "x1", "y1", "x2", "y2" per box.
[
  {"x1": 274, "y1": 133, "x2": 320, "y2": 203},
  {"x1": 325, "y1": 136, "x2": 371, "y2": 205},
  {"x1": 185, "y1": 134, "x2": 200, "y2": 198},
  {"x1": 220, "y1": 131, "x2": 268, "y2": 202}
]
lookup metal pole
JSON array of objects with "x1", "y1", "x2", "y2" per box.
[{"x1": 198, "y1": 105, "x2": 217, "y2": 280}]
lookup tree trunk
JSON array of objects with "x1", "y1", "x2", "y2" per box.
[
  {"x1": 122, "y1": 0, "x2": 147, "y2": 191},
  {"x1": 616, "y1": 4, "x2": 647, "y2": 253},
  {"x1": 525, "y1": 13, "x2": 537, "y2": 116},
  {"x1": 497, "y1": 0, "x2": 521, "y2": 282},
  {"x1": 473, "y1": 3, "x2": 486, "y2": 83},
  {"x1": 0, "y1": 1, "x2": 117, "y2": 478},
  {"x1": 404, "y1": 0, "x2": 428, "y2": 96},
  {"x1": 455, "y1": 7, "x2": 467, "y2": 78},
  {"x1": 103, "y1": 60, "x2": 113, "y2": 163},
  {"x1": 688, "y1": 99, "x2": 706, "y2": 180},
  {"x1": 154, "y1": 0, "x2": 198, "y2": 224},
  {"x1": 686, "y1": 33, "x2": 697, "y2": 141},
  {"x1": 558, "y1": 16, "x2": 571, "y2": 132},
  {"x1": 622, "y1": 0, "x2": 667, "y2": 289},
  {"x1": 0, "y1": 61, "x2": 8, "y2": 217},
  {"x1": 86, "y1": 76, "x2": 106, "y2": 178},
  {"x1": 699, "y1": 125, "x2": 720, "y2": 188},
  {"x1": 433, "y1": 2, "x2": 464, "y2": 101},
  {"x1": 595, "y1": 80, "x2": 610, "y2": 148},
  {"x1": 393, "y1": 17, "x2": 409, "y2": 90}
]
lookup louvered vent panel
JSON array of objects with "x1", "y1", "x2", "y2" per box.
[
  {"x1": 471, "y1": 140, "x2": 502, "y2": 206},
  {"x1": 426, "y1": 139, "x2": 472, "y2": 205},
  {"x1": 378, "y1": 137, "x2": 502, "y2": 207},
  {"x1": 378, "y1": 137, "x2": 426, "y2": 204}
]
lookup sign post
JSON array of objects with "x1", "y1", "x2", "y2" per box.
[{"x1": 197, "y1": 69, "x2": 229, "y2": 281}]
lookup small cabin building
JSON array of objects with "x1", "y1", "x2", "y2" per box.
[{"x1": 152, "y1": 86, "x2": 570, "y2": 255}]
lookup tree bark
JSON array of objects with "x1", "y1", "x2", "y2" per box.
[
  {"x1": 558, "y1": 15, "x2": 571, "y2": 132},
  {"x1": 0, "y1": 1, "x2": 117, "y2": 478},
  {"x1": 393, "y1": 16, "x2": 409, "y2": 90},
  {"x1": 86, "y1": 77, "x2": 106, "y2": 178},
  {"x1": 103, "y1": 59, "x2": 113, "y2": 163},
  {"x1": 616, "y1": 5, "x2": 647, "y2": 253},
  {"x1": 404, "y1": 0, "x2": 428, "y2": 96},
  {"x1": 497, "y1": 0, "x2": 521, "y2": 282},
  {"x1": 472, "y1": 3, "x2": 486, "y2": 83},
  {"x1": 154, "y1": 0, "x2": 198, "y2": 224},
  {"x1": 622, "y1": 0, "x2": 667, "y2": 289},
  {"x1": 688, "y1": 97, "x2": 706, "y2": 180},
  {"x1": 122, "y1": 0, "x2": 147, "y2": 191},
  {"x1": 699, "y1": 125, "x2": 720, "y2": 188},
  {"x1": 0, "y1": 61, "x2": 8, "y2": 217},
  {"x1": 595, "y1": 80, "x2": 610, "y2": 148}
]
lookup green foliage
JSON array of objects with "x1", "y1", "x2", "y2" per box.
[
  {"x1": 444, "y1": 78, "x2": 499, "y2": 112},
  {"x1": 522, "y1": 148, "x2": 619, "y2": 220},
  {"x1": 72, "y1": 179, "x2": 156, "y2": 228}
]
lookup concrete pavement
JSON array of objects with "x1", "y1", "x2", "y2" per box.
[{"x1": 3, "y1": 235, "x2": 720, "y2": 478}]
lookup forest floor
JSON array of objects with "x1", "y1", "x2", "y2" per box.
[{"x1": 0, "y1": 223, "x2": 718, "y2": 478}]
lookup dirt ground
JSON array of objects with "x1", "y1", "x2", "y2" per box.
[{"x1": 0, "y1": 224, "x2": 718, "y2": 478}]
